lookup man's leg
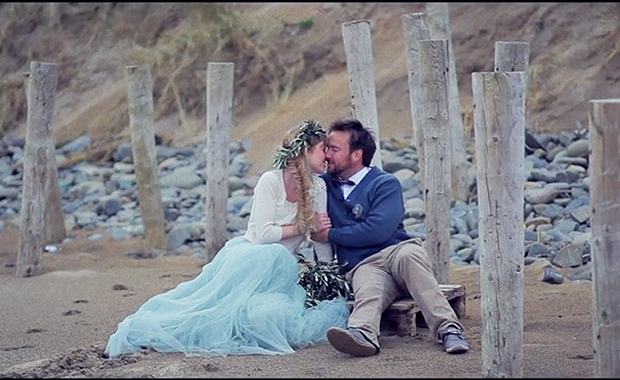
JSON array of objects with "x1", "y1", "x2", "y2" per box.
[
  {"x1": 326, "y1": 251, "x2": 400, "y2": 356},
  {"x1": 347, "y1": 254, "x2": 401, "y2": 346},
  {"x1": 387, "y1": 239, "x2": 469, "y2": 353}
]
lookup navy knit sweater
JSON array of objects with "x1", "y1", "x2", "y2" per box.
[{"x1": 320, "y1": 167, "x2": 412, "y2": 272}]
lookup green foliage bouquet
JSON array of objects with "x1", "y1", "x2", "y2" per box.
[{"x1": 296, "y1": 253, "x2": 353, "y2": 308}]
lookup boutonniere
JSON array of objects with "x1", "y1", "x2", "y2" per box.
[{"x1": 352, "y1": 203, "x2": 363, "y2": 219}]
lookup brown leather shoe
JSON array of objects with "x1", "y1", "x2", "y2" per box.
[{"x1": 326, "y1": 327, "x2": 379, "y2": 357}]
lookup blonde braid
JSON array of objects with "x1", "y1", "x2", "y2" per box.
[
  {"x1": 276, "y1": 121, "x2": 327, "y2": 239},
  {"x1": 291, "y1": 149, "x2": 315, "y2": 238}
]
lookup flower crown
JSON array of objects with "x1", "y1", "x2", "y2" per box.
[{"x1": 272, "y1": 120, "x2": 326, "y2": 170}]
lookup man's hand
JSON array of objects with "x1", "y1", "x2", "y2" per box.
[
  {"x1": 311, "y1": 227, "x2": 330, "y2": 242},
  {"x1": 311, "y1": 212, "x2": 331, "y2": 242},
  {"x1": 314, "y1": 212, "x2": 332, "y2": 232}
]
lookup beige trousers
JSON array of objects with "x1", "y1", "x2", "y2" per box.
[{"x1": 345, "y1": 238, "x2": 463, "y2": 347}]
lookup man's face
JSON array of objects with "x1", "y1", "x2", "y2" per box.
[{"x1": 325, "y1": 130, "x2": 354, "y2": 178}]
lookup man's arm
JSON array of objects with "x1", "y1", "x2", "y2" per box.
[{"x1": 312, "y1": 225, "x2": 330, "y2": 242}]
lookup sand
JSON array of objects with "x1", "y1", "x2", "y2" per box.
[{"x1": 0, "y1": 225, "x2": 595, "y2": 378}]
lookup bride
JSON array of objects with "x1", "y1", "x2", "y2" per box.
[{"x1": 104, "y1": 120, "x2": 349, "y2": 358}]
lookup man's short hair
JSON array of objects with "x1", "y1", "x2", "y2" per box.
[{"x1": 328, "y1": 118, "x2": 376, "y2": 166}]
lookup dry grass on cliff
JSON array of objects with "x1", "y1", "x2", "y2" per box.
[{"x1": 0, "y1": 3, "x2": 319, "y2": 157}]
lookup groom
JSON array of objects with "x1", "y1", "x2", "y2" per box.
[{"x1": 312, "y1": 118, "x2": 470, "y2": 356}]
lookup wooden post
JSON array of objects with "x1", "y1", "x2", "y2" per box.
[
  {"x1": 494, "y1": 41, "x2": 530, "y2": 76},
  {"x1": 472, "y1": 71, "x2": 526, "y2": 378},
  {"x1": 45, "y1": 155, "x2": 67, "y2": 244},
  {"x1": 425, "y1": 3, "x2": 469, "y2": 202},
  {"x1": 205, "y1": 62, "x2": 234, "y2": 262},
  {"x1": 341, "y1": 19, "x2": 382, "y2": 169},
  {"x1": 46, "y1": 3, "x2": 60, "y2": 27},
  {"x1": 495, "y1": 40, "x2": 530, "y2": 150},
  {"x1": 39, "y1": 63, "x2": 67, "y2": 244},
  {"x1": 418, "y1": 39, "x2": 451, "y2": 284},
  {"x1": 589, "y1": 99, "x2": 620, "y2": 378},
  {"x1": 401, "y1": 12, "x2": 431, "y2": 186},
  {"x1": 125, "y1": 64, "x2": 167, "y2": 252},
  {"x1": 17, "y1": 62, "x2": 59, "y2": 277}
]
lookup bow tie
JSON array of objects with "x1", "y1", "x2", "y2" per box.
[{"x1": 333, "y1": 177, "x2": 355, "y2": 187}]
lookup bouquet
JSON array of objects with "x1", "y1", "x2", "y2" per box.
[{"x1": 296, "y1": 253, "x2": 354, "y2": 308}]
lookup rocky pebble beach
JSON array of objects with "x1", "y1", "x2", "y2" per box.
[{"x1": 0, "y1": 128, "x2": 594, "y2": 285}]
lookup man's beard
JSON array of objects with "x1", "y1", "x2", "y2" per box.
[{"x1": 326, "y1": 161, "x2": 346, "y2": 177}]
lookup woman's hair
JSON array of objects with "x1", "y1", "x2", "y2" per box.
[{"x1": 277, "y1": 120, "x2": 327, "y2": 237}]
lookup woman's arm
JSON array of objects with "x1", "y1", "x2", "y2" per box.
[
  {"x1": 247, "y1": 171, "x2": 301, "y2": 244},
  {"x1": 280, "y1": 223, "x2": 301, "y2": 240}
]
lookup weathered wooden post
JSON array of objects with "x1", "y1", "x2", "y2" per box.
[
  {"x1": 205, "y1": 62, "x2": 234, "y2": 262},
  {"x1": 401, "y1": 12, "x2": 431, "y2": 186},
  {"x1": 17, "y1": 62, "x2": 61, "y2": 277},
  {"x1": 45, "y1": 151, "x2": 67, "y2": 244},
  {"x1": 425, "y1": 3, "x2": 469, "y2": 202},
  {"x1": 41, "y1": 65, "x2": 67, "y2": 244},
  {"x1": 125, "y1": 64, "x2": 167, "y2": 252},
  {"x1": 495, "y1": 40, "x2": 530, "y2": 142},
  {"x1": 43, "y1": 58, "x2": 67, "y2": 245},
  {"x1": 472, "y1": 70, "x2": 526, "y2": 378},
  {"x1": 494, "y1": 41, "x2": 530, "y2": 77},
  {"x1": 46, "y1": 3, "x2": 60, "y2": 27},
  {"x1": 341, "y1": 19, "x2": 382, "y2": 169},
  {"x1": 418, "y1": 39, "x2": 451, "y2": 284},
  {"x1": 589, "y1": 98, "x2": 620, "y2": 378}
]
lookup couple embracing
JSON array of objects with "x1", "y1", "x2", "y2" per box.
[{"x1": 104, "y1": 118, "x2": 469, "y2": 359}]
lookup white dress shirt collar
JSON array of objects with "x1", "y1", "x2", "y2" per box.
[{"x1": 341, "y1": 166, "x2": 371, "y2": 199}]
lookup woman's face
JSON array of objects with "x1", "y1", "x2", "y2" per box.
[{"x1": 308, "y1": 141, "x2": 327, "y2": 174}]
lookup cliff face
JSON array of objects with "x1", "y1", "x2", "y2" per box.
[{"x1": 1, "y1": 3, "x2": 619, "y2": 174}]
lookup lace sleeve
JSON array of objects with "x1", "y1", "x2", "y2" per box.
[
  {"x1": 310, "y1": 175, "x2": 333, "y2": 262},
  {"x1": 310, "y1": 174, "x2": 327, "y2": 207}
]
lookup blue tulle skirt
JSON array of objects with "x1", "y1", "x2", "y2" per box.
[{"x1": 104, "y1": 236, "x2": 349, "y2": 358}]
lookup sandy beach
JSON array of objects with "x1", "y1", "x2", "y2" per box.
[{"x1": 0, "y1": 225, "x2": 595, "y2": 378}]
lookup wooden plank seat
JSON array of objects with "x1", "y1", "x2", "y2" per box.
[{"x1": 346, "y1": 284, "x2": 466, "y2": 337}]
